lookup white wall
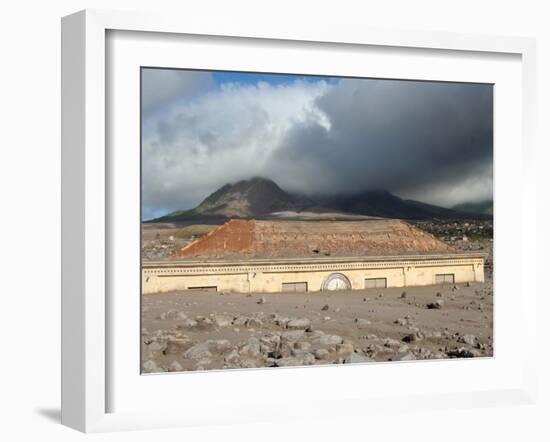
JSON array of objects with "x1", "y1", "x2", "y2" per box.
[{"x1": 0, "y1": 1, "x2": 548, "y2": 441}]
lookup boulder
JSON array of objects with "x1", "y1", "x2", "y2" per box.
[
  {"x1": 245, "y1": 317, "x2": 263, "y2": 328},
  {"x1": 177, "y1": 318, "x2": 198, "y2": 329},
  {"x1": 145, "y1": 340, "x2": 167, "y2": 359},
  {"x1": 183, "y1": 342, "x2": 212, "y2": 360},
  {"x1": 232, "y1": 315, "x2": 249, "y2": 326},
  {"x1": 383, "y1": 338, "x2": 401, "y2": 347},
  {"x1": 313, "y1": 348, "x2": 330, "y2": 360},
  {"x1": 459, "y1": 334, "x2": 477, "y2": 345},
  {"x1": 239, "y1": 337, "x2": 261, "y2": 356},
  {"x1": 167, "y1": 360, "x2": 183, "y2": 372},
  {"x1": 392, "y1": 351, "x2": 416, "y2": 361},
  {"x1": 336, "y1": 342, "x2": 354, "y2": 356},
  {"x1": 281, "y1": 330, "x2": 306, "y2": 342},
  {"x1": 272, "y1": 314, "x2": 291, "y2": 328},
  {"x1": 158, "y1": 310, "x2": 187, "y2": 320},
  {"x1": 164, "y1": 337, "x2": 194, "y2": 355},
  {"x1": 184, "y1": 339, "x2": 232, "y2": 359},
  {"x1": 212, "y1": 314, "x2": 232, "y2": 327},
  {"x1": 274, "y1": 354, "x2": 315, "y2": 367},
  {"x1": 142, "y1": 359, "x2": 165, "y2": 373},
  {"x1": 402, "y1": 332, "x2": 423, "y2": 343},
  {"x1": 318, "y1": 334, "x2": 343, "y2": 345},
  {"x1": 294, "y1": 340, "x2": 312, "y2": 351},
  {"x1": 286, "y1": 318, "x2": 312, "y2": 330},
  {"x1": 447, "y1": 347, "x2": 481, "y2": 358},
  {"x1": 427, "y1": 300, "x2": 444, "y2": 309},
  {"x1": 259, "y1": 333, "x2": 281, "y2": 352},
  {"x1": 345, "y1": 353, "x2": 372, "y2": 364}
]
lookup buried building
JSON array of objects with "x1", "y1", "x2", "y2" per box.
[{"x1": 142, "y1": 219, "x2": 486, "y2": 294}]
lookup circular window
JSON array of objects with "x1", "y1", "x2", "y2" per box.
[{"x1": 322, "y1": 273, "x2": 352, "y2": 291}]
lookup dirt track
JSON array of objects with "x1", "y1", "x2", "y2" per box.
[{"x1": 141, "y1": 278, "x2": 493, "y2": 373}]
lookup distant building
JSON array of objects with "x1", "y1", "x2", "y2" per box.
[{"x1": 142, "y1": 219, "x2": 485, "y2": 294}]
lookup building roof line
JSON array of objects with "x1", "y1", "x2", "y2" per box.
[{"x1": 143, "y1": 252, "x2": 487, "y2": 268}]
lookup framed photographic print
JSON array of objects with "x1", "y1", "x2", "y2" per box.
[{"x1": 61, "y1": 9, "x2": 537, "y2": 432}]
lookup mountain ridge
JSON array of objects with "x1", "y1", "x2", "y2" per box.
[{"x1": 148, "y1": 177, "x2": 489, "y2": 222}]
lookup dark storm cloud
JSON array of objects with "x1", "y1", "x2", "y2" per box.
[
  {"x1": 268, "y1": 79, "x2": 493, "y2": 202},
  {"x1": 141, "y1": 72, "x2": 493, "y2": 219}
]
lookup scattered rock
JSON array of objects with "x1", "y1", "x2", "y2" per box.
[
  {"x1": 321, "y1": 304, "x2": 329, "y2": 311},
  {"x1": 177, "y1": 318, "x2": 198, "y2": 329},
  {"x1": 318, "y1": 334, "x2": 343, "y2": 345},
  {"x1": 400, "y1": 291, "x2": 407, "y2": 299},
  {"x1": 394, "y1": 317, "x2": 409, "y2": 326},
  {"x1": 224, "y1": 349, "x2": 240, "y2": 364},
  {"x1": 272, "y1": 314, "x2": 291, "y2": 328},
  {"x1": 257, "y1": 296, "x2": 267, "y2": 305},
  {"x1": 245, "y1": 317, "x2": 263, "y2": 328},
  {"x1": 336, "y1": 342, "x2": 355, "y2": 356},
  {"x1": 402, "y1": 332, "x2": 423, "y2": 343},
  {"x1": 183, "y1": 342, "x2": 212, "y2": 360},
  {"x1": 167, "y1": 360, "x2": 183, "y2": 372},
  {"x1": 392, "y1": 351, "x2": 416, "y2": 361},
  {"x1": 282, "y1": 330, "x2": 306, "y2": 341},
  {"x1": 239, "y1": 337, "x2": 261, "y2": 356},
  {"x1": 294, "y1": 340, "x2": 312, "y2": 351},
  {"x1": 164, "y1": 337, "x2": 193, "y2": 355},
  {"x1": 142, "y1": 359, "x2": 165, "y2": 373},
  {"x1": 458, "y1": 334, "x2": 477, "y2": 345},
  {"x1": 212, "y1": 314, "x2": 232, "y2": 327},
  {"x1": 447, "y1": 347, "x2": 480, "y2": 358},
  {"x1": 275, "y1": 354, "x2": 315, "y2": 367},
  {"x1": 383, "y1": 338, "x2": 401, "y2": 347},
  {"x1": 286, "y1": 318, "x2": 312, "y2": 330},
  {"x1": 158, "y1": 310, "x2": 187, "y2": 320},
  {"x1": 345, "y1": 353, "x2": 372, "y2": 364},
  {"x1": 427, "y1": 300, "x2": 444, "y2": 310},
  {"x1": 193, "y1": 316, "x2": 214, "y2": 330},
  {"x1": 184, "y1": 339, "x2": 232, "y2": 359}
]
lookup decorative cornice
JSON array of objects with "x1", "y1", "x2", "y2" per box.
[{"x1": 143, "y1": 255, "x2": 485, "y2": 276}]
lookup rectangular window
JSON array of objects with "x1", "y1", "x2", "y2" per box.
[
  {"x1": 435, "y1": 274, "x2": 455, "y2": 284},
  {"x1": 187, "y1": 286, "x2": 218, "y2": 292},
  {"x1": 281, "y1": 282, "x2": 308, "y2": 292},
  {"x1": 365, "y1": 278, "x2": 387, "y2": 289}
]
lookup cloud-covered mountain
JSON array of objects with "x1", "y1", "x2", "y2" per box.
[{"x1": 149, "y1": 178, "x2": 483, "y2": 223}]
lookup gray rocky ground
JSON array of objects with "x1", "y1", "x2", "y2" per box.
[{"x1": 141, "y1": 276, "x2": 493, "y2": 373}]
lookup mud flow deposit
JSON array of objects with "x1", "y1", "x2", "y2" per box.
[{"x1": 142, "y1": 278, "x2": 493, "y2": 373}]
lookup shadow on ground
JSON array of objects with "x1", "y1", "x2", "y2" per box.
[{"x1": 35, "y1": 408, "x2": 61, "y2": 423}]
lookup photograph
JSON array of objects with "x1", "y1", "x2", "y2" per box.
[{"x1": 140, "y1": 68, "x2": 494, "y2": 373}]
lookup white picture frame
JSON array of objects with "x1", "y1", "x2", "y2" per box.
[{"x1": 61, "y1": 9, "x2": 537, "y2": 433}]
